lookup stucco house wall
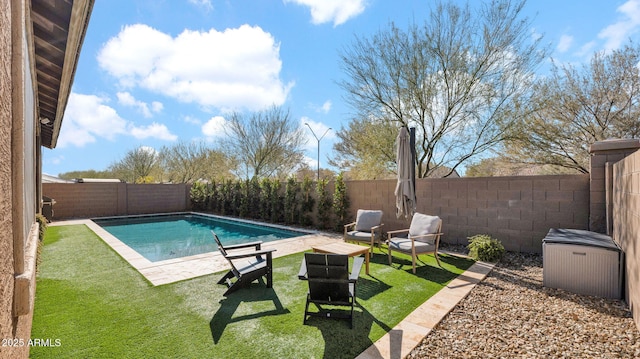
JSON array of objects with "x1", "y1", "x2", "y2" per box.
[
  {"x1": 1, "y1": 1, "x2": 39, "y2": 358},
  {"x1": 1, "y1": 1, "x2": 93, "y2": 357},
  {"x1": 0, "y1": 0, "x2": 15, "y2": 351}
]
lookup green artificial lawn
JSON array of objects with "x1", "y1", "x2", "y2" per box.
[{"x1": 31, "y1": 225, "x2": 474, "y2": 359}]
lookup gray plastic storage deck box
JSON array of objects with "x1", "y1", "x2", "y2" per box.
[{"x1": 543, "y1": 228, "x2": 623, "y2": 299}]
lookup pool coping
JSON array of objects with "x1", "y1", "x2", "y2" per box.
[{"x1": 49, "y1": 218, "x2": 494, "y2": 358}]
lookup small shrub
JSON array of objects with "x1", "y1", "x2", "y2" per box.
[
  {"x1": 238, "y1": 180, "x2": 250, "y2": 217},
  {"x1": 189, "y1": 181, "x2": 208, "y2": 210},
  {"x1": 300, "y1": 176, "x2": 315, "y2": 226},
  {"x1": 316, "y1": 178, "x2": 332, "y2": 229},
  {"x1": 259, "y1": 178, "x2": 272, "y2": 220},
  {"x1": 467, "y1": 234, "x2": 505, "y2": 262},
  {"x1": 35, "y1": 213, "x2": 49, "y2": 274},
  {"x1": 332, "y1": 172, "x2": 350, "y2": 231},
  {"x1": 36, "y1": 213, "x2": 48, "y2": 242},
  {"x1": 270, "y1": 180, "x2": 282, "y2": 223},
  {"x1": 284, "y1": 176, "x2": 300, "y2": 224}
]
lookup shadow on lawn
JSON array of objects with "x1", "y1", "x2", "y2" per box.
[
  {"x1": 304, "y1": 302, "x2": 394, "y2": 359},
  {"x1": 209, "y1": 284, "x2": 290, "y2": 344},
  {"x1": 371, "y1": 251, "x2": 475, "y2": 285},
  {"x1": 357, "y1": 275, "x2": 393, "y2": 301}
]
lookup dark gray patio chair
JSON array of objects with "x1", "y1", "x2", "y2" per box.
[
  {"x1": 298, "y1": 252, "x2": 364, "y2": 329},
  {"x1": 212, "y1": 231, "x2": 276, "y2": 296}
]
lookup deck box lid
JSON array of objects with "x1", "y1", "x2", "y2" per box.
[{"x1": 543, "y1": 228, "x2": 620, "y2": 251}]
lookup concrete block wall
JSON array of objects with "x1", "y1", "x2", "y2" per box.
[
  {"x1": 589, "y1": 139, "x2": 640, "y2": 233},
  {"x1": 45, "y1": 175, "x2": 589, "y2": 254},
  {"x1": 346, "y1": 175, "x2": 590, "y2": 253},
  {"x1": 42, "y1": 183, "x2": 190, "y2": 219},
  {"x1": 612, "y1": 148, "x2": 640, "y2": 330},
  {"x1": 126, "y1": 184, "x2": 190, "y2": 214}
]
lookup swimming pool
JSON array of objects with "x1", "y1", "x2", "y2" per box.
[{"x1": 93, "y1": 213, "x2": 308, "y2": 262}]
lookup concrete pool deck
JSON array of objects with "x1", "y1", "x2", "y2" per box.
[{"x1": 49, "y1": 219, "x2": 494, "y2": 359}]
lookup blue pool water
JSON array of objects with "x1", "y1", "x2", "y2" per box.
[{"x1": 93, "y1": 213, "x2": 306, "y2": 262}]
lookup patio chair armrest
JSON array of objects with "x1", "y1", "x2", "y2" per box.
[
  {"x1": 224, "y1": 248, "x2": 275, "y2": 260},
  {"x1": 298, "y1": 259, "x2": 308, "y2": 280},
  {"x1": 349, "y1": 256, "x2": 365, "y2": 281},
  {"x1": 387, "y1": 228, "x2": 409, "y2": 239},
  {"x1": 344, "y1": 222, "x2": 356, "y2": 230},
  {"x1": 371, "y1": 223, "x2": 384, "y2": 232},
  {"x1": 223, "y1": 241, "x2": 264, "y2": 251}
]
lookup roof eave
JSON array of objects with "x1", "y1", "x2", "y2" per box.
[{"x1": 36, "y1": 0, "x2": 94, "y2": 149}]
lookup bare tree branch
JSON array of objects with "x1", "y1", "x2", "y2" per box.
[{"x1": 335, "y1": 0, "x2": 548, "y2": 178}]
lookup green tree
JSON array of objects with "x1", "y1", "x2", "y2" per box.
[
  {"x1": 208, "y1": 180, "x2": 220, "y2": 212},
  {"x1": 221, "y1": 105, "x2": 306, "y2": 179},
  {"x1": 336, "y1": 0, "x2": 548, "y2": 178},
  {"x1": 189, "y1": 181, "x2": 209, "y2": 210},
  {"x1": 58, "y1": 169, "x2": 116, "y2": 180},
  {"x1": 259, "y1": 178, "x2": 272, "y2": 221},
  {"x1": 238, "y1": 180, "x2": 250, "y2": 217},
  {"x1": 300, "y1": 176, "x2": 315, "y2": 226},
  {"x1": 284, "y1": 176, "x2": 300, "y2": 224},
  {"x1": 221, "y1": 179, "x2": 234, "y2": 215},
  {"x1": 504, "y1": 43, "x2": 640, "y2": 173},
  {"x1": 316, "y1": 179, "x2": 332, "y2": 230},
  {"x1": 158, "y1": 141, "x2": 235, "y2": 183},
  {"x1": 109, "y1": 146, "x2": 160, "y2": 183},
  {"x1": 465, "y1": 156, "x2": 576, "y2": 177},
  {"x1": 270, "y1": 180, "x2": 282, "y2": 223},
  {"x1": 332, "y1": 172, "x2": 350, "y2": 230},
  {"x1": 247, "y1": 178, "x2": 261, "y2": 219},
  {"x1": 329, "y1": 118, "x2": 398, "y2": 179}
]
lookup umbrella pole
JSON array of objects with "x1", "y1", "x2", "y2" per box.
[{"x1": 409, "y1": 127, "x2": 416, "y2": 197}]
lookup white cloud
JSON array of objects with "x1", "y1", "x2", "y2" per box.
[
  {"x1": 530, "y1": 28, "x2": 543, "y2": 42},
  {"x1": 557, "y1": 34, "x2": 573, "y2": 53},
  {"x1": 139, "y1": 145, "x2": 157, "y2": 154},
  {"x1": 202, "y1": 116, "x2": 228, "y2": 138},
  {"x1": 599, "y1": 0, "x2": 640, "y2": 51},
  {"x1": 319, "y1": 100, "x2": 332, "y2": 113},
  {"x1": 284, "y1": 0, "x2": 367, "y2": 26},
  {"x1": 116, "y1": 91, "x2": 135, "y2": 105},
  {"x1": 188, "y1": 0, "x2": 213, "y2": 12},
  {"x1": 57, "y1": 93, "x2": 177, "y2": 148},
  {"x1": 308, "y1": 100, "x2": 332, "y2": 113},
  {"x1": 117, "y1": 91, "x2": 162, "y2": 118},
  {"x1": 183, "y1": 115, "x2": 202, "y2": 125},
  {"x1": 300, "y1": 117, "x2": 334, "y2": 151},
  {"x1": 576, "y1": 41, "x2": 597, "y2": 58},
  {"x1": 98, "y1": 24, "x2": 293, "y2": 111},
  {"x1": 48, "y1": 155, "x2": 64, "y2": 165},
  {"x1": 151, "y1": 101, "x2": 163, "y2": 113},
  {"x1": 129, "y1": 123, "x2": 177, "y2": 141},
  {"x1": 303, "y1": 154, "x2": 317, "y2": 169},
  {"x1": 58, "y1": 93, "x2": 128, "y2": 147}
]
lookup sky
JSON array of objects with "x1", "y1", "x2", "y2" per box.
[{"x1": 42, "y1": 0, "x2": 640, "y2": 177}]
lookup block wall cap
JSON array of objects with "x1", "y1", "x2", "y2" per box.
[{"x1": 589, "y1": 138, "x2": 640, "y2": 153}]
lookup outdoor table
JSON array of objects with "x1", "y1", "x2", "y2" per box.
[{"x1": 310, "y1": 241, "x2": 370, "y2": 275}]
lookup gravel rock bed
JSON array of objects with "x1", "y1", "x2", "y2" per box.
[{"x1": 408, "y1": 249, "x2": 640, "y2": 359}]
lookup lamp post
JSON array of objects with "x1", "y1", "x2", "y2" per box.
[{"x1": 305, "y1": 123, "x2": 331, "y2": 181}]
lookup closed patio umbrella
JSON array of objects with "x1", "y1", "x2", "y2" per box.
[{"x1": 395, "y1": 126, "x2": 417, "y2": 219}]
